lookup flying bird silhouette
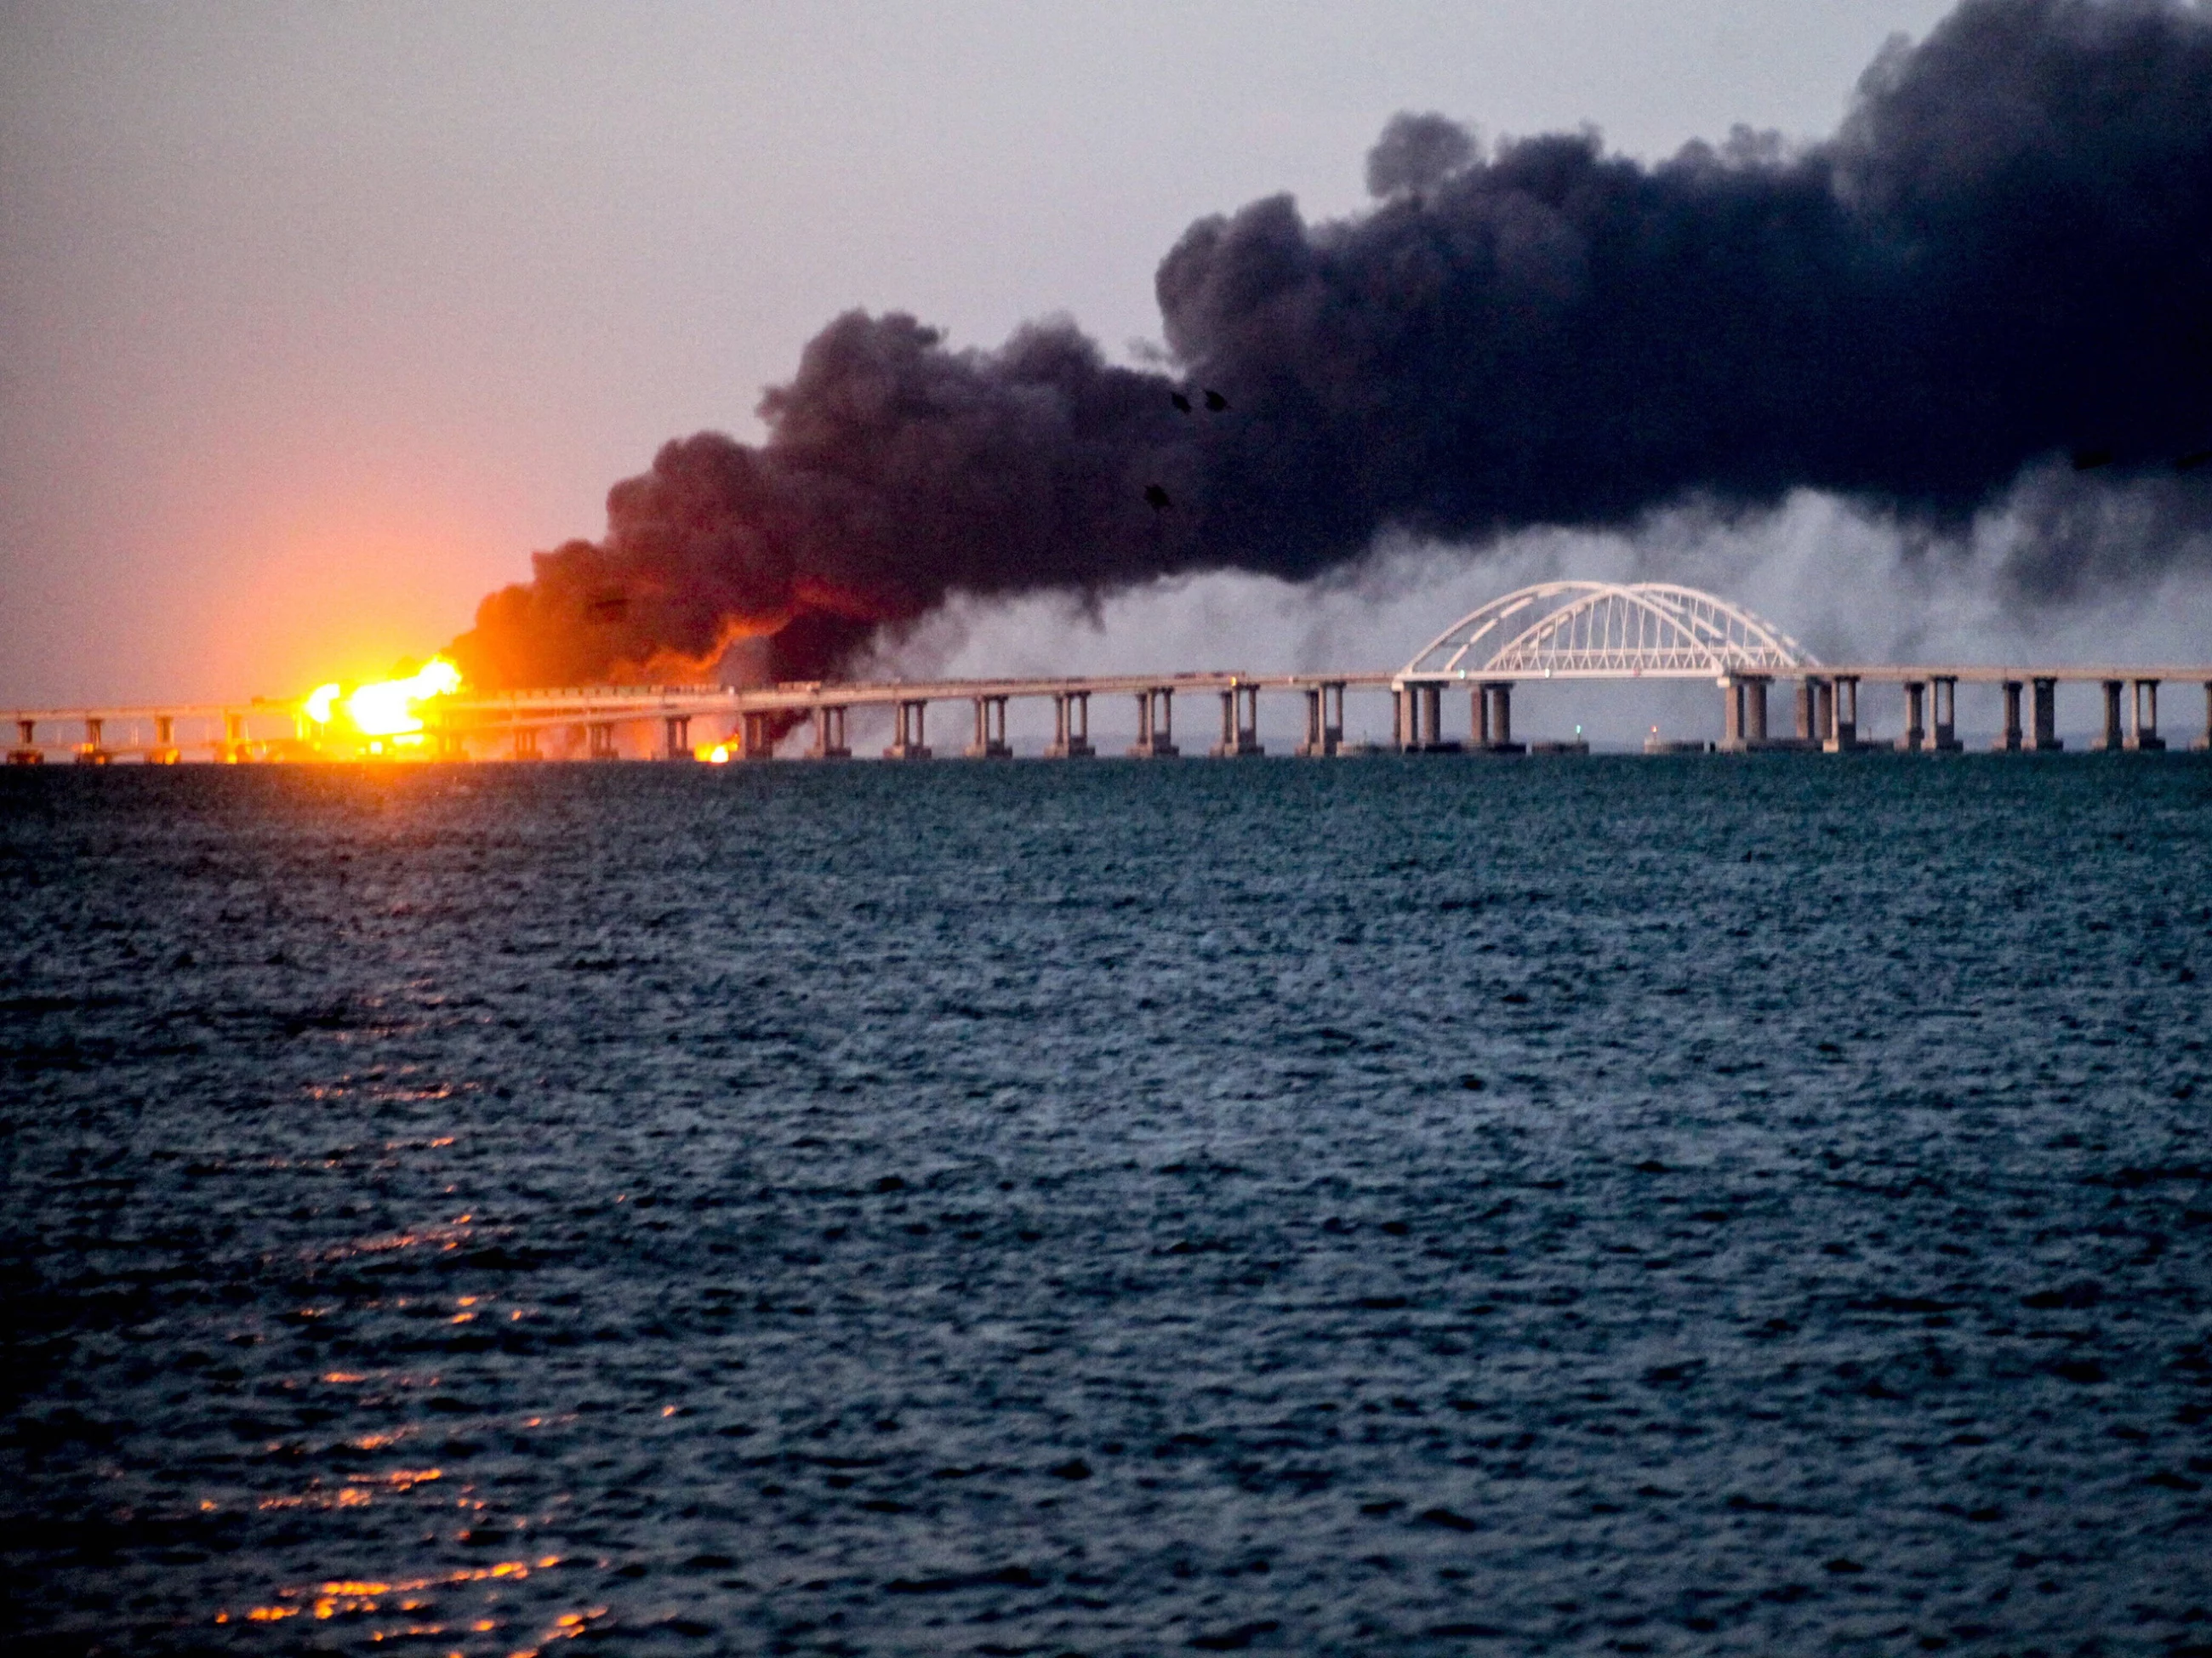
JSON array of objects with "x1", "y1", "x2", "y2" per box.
[
  {"x1": 1203, "y1": 389, "x2": 1229, "y2": 412},
  {"x1": 1170, "y1": 390, "x2": 1193, "y2": 413},
  {"x1": 1143, "y1": 483, "x2": 1172, "y2": 512}
]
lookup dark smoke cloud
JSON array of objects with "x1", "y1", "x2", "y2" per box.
[{"x1": 452, "y1": 0, "x2": 2212, "y2": 690}]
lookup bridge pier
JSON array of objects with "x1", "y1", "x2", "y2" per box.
[
  {"x1": 1211, "y1": 685, "x2": 1264, "y2": 756},
  {"x1": 1930, "y1": 676, "x2": 1961, "y2": 750},
  {"x1": 885, "y1": 699, "x2": 932, "y2": 760},
  {"x1": 2199, "y1": 681, "x2": 2212, "y2": 752},
  {"x1": 2026, "y1": 677, "x2": 2063, "y2": 750},
  {"x1": 1046, "y1": 692, "x2": 1092, "y2": 757},
  {"x1": 811, "y1": 704, "x2": 850, "y2": 759},
  {"x1": 150, "y1": 714, "x2": 180, "y2": 764},
  {"x1": 968, "y1": 695, "x2": 1012, "y2": 758},
  {"x1": 735, "y1": 709, "x2": 778, "y2": 760},
  {"x1": 1297, "y1": 682, "x2": 1344, "y2": 756},
  {"x1": 664, "y1": 715, "x2": 693, "y2": 761},
  {"x1": 1994, "y1": 681, "x2": 2024, "y2": 751},
  {"x1": 511, "y1": 724, "x2": 541, "y2": 761},
  {"x1": 8, "y1": 717, "x2": 39, "y2": 765},
  {"x1": 1894, "y1": 681, "x2": 1928, "y2": 752},
  {"x1": 1395, "y1": 681, "x2": 1458, "y2": 752},
  {"x1": 221, "y1": 711, "x2": 250, "y2": 764},
  {"x1": 72, "y1": 716, "x2": 111, "y2": 765},
  {"x1": 1795, "y1": 677, "x2": 1831, "y2": 743},
  {"x1": 2093, "y1": 679, "x2": 2126, "y2": 751},
  {"x1": 1129, "y1": 688, "x2": 1178, "y2": 757},
  {"x1": 1474, "y1": 681, "x2": 1523, "y2": 754},
  {"x1": 586, "y1": 721, "x2": 618, "y2": 760},
  {"x1": 1821, "y1": 675, "x2": 1861, "y2": 750},
  {"x1": 1719, "y1": 674, "x2": 1770, "y2": 752},
  {"x1": 2126, "y1": 678, "x2": 2165, "y2": 750}
]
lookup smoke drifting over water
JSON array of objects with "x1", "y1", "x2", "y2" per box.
[{"x1": 451, "y1": 0, "x2": 2212, "y2": 691}]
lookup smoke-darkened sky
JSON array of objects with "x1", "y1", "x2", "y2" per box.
[{"x1": 19, "y1": 0, "x2": 2197, "y2": 704}]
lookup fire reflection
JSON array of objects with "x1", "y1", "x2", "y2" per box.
[{"x1": 218, "y1": 1557, "x2": 587, "y2": 1649}]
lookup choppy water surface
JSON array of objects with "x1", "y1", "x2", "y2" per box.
[{"x1": 3, "y1": 756, "x2": 2210, "y2": 1657}]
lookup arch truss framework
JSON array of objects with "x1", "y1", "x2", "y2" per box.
[{"x1": 1396, "y1": 581, "x2": 1818, "y2": 683}]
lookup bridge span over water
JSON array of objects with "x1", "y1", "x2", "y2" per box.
[{"x1": 9, "y1": 583, "x2": 2210, "y2": 763}]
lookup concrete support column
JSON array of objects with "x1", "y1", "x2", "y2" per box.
[
  {"x1": 1795, "y1": 680, "x2": 1816, "y2": 741},
  {"x1": 512, "y1": 725, "x2": 540, "y2": 761},
  {"x1": 2126, "y1": 679, "x2": 2165, "y2": 751},
  {"x1": 1930, "y1": 676, "x2": 1961, "y2": 751},
  {"x1": 1994, "y1": 681, "x2": 2024, "y2": 751},
  {"x1": 1047, "y1": 692, "x2": 1092, "y2": 757},
  {"x1": 886, "y1": 699, "x2": 932, "y2": 760},
  {"x1": 8, "y1": 717, "x2": 40, "y2": 765},
  {"x1": 1896, "y1": 681, "x2": 1927, "y2": 752},
  {"x1": 1296, "y1": 684, "x2": 1343, "y2": 756},
  {"x1": 664, "y1": 715, "x2": 693, "y2": 760},
  {"x1": 1745, "y1": 677, "x2": 1769, "y2": 745},
  {"x1": 812, "y1": 705, "x2": 850, "y2": 759},
  {"x1": 76, "y1": 716, "x2": 110, "y2": 765},
  {"x1": 1392, "y1": 687, "x2": 1411, "y2": 750},
  {"x1": 587, "y1": 722, "x2": 616, "y2": 760},
  {"x1": 1720, "y1": 676, "x2": 1745, "y2": 750},
  {"x1": 1211, "y1": 684, "x2": 1263, "y2": 756},
  {"x1": 1419, "y1": 683, "x2": 1442, "y2": 751},
  {"x1": 2027, "y1": 678, "x2": 2062, "y2": 751},
  {"x1": 2199, "y1": 681, "x2": 2212, "y2": 752},
  {"x1": 1824, "y1": 675, "x2": 1860, "y2": 751},
  {"x1": 1478, "y1": 682, "x2": 1522, "y2": 754},
  {"x1": 738, "y1": 710, "x2": 777, "y2": 759},
  {"x1": 1129, "y1": 688, "x2": 1177, "y2": 757},
  {"x1": 223, "y1": 711, "x2": 249, "y2": 764},
  {"x1": 2094, "y1": 679, "x2": 2125, "y2": 751},
  {"x1": 151, "y1": 715, "x2": 180, "y2": 764},
  {"x1": 967, "y1": 695, "x2": 1011, "y2": 758}
]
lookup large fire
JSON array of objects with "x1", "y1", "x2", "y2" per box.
[{"x1": 303, "y1": 658, "x2": 463, "y2": 753}]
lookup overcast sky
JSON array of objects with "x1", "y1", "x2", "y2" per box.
[{"x1": 2, "y1": 1, "x2": 1994, "y2": 705}]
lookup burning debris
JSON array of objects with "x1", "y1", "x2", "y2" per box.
[{"x1": 448, "y1": 0, "x2": 2212, "y2": 692}]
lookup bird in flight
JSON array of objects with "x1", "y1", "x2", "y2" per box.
[
  {"x1": 1143, "y1": 483, "x2": 1172, "y2": 512},
  {"x1": 1204, "y1": 389, "x2": 1229, "y2": 412},
  {"x1": 1170, "y1": 390, "x2": 1193, "y2": 413}
]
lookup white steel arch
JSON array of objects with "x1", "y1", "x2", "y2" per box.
[{"x1": 1399, "y1": 582, "x2": 1816, "y2": 681}]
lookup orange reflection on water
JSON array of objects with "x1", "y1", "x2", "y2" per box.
[{"x1": 223, "y1": 1557, "x2": 567, "y2": 1636}]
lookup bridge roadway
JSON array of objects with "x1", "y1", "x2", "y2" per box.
[{"x1": 8, "y1": 663, "x2": 2212, "y2": 762}]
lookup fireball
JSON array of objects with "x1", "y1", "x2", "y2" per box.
[{"x1": 303, "y1": 658, "x2": 464, "y2": 749}]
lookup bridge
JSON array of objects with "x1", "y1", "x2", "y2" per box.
[{"x1": 7, "y1": 583, "x2": 2209, "y2": 762}]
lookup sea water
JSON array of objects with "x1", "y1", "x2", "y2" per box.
[{"x1": 3, "y1": 755, "x2": 2209, "y2": 1655}]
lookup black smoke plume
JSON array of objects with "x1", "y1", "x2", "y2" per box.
[{"x1": 452, "y1": 0, "x2": 2212, "y2": 689}]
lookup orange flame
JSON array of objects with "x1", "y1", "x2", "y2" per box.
[{"x1": 302, "y1": 658, "x2": 465, "y2": 750}]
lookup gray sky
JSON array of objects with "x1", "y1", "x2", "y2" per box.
[{"x1": 2, "y1": 1, "x2": 1968, "y2": 704}]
